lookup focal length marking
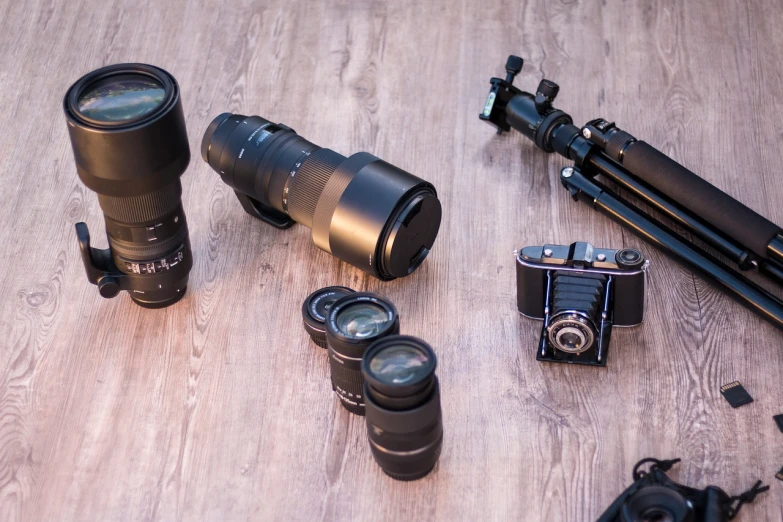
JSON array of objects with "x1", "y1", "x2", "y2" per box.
[
  {"x1": 281, "y1": 148, "x2": 316, "y2": 214},
  {"x1": 123, "y1": 245, "x2": 186, "y2": 275}
]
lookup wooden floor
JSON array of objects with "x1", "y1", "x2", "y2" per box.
[{"x1": 1, "y1": 0, "x2": 782, "y2": 520}]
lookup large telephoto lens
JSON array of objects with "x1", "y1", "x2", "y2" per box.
[
  {"x1": 201, "y1": 113, "x2": 442, "y2": 280},
  {"x1": 64, "y1": 64, "x2": 192, "y2": 308},
  {"x1": 361, "y1": 335, "x2": 442, "y2": 481},
  {"x1": 326, "y1": 293, "x2": 400, "y2": 415}
]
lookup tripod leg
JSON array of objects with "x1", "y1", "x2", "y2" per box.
[{"x1": 561, "y1": 167, "x2": 783, "y2": 332}]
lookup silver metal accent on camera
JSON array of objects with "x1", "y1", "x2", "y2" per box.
[
  {"x1": 543, "y1": 248, "x2": 553, "y2": 257},
  {"x1": 596, "y1": 253, "x2": 606, "y2": 262},
  {"x1": 582, "y1": 128, "x2": 592, "y2": 139},
  {"x1": 547, "y1": 311, "x2": 595, "y2": 354},
  {"x1": 562, "y1": 167, "x2": 573, "y2": 178}
]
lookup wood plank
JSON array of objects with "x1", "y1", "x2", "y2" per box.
[{"x1": 0, "y1": 0, "x2": 780, "y2": 520}]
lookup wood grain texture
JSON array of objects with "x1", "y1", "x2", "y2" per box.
[{"x1": 0, "y1": 0, "x2": 781, "y2": 520}]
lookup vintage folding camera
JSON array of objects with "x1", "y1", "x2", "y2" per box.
[{"x1": 516, "y1": 241, "x2": 648, "y2": 366}]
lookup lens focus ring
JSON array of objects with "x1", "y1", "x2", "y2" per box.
[
  {"x1": 98, "y1": 181, "x2": 182, "y2": 223},
  {"x1": 287, "y1": 149, "x2": 344, "y2": 228}
]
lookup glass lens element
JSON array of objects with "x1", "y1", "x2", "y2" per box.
[
  {"x1": 77, "y1": 74, "x2": 165, "y2": 122},
  {"x1": 559, "y1": 331, "x2": 582, "y2": 350},
  {"x1": 335, "y1": 302, "x2": 390, "y2": 339},
  {"x1": 369, "y1": 344, "x2": 430, "y2": 385},
  {"x1": 641, "y1": 509, "x2": 674, "y2": 522}
]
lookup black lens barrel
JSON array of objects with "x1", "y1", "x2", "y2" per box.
[
  {"x1": 362, "y1": 336, "x2": 443, "y2": 481},
  {"x1": 201, "y1": 113, "x2": 441, "y2": 280},
  {"x1": 326, "y1": 293, "x2": 400, "y2": 415},
  {"x1": 64, "y1": 63, "x2": 192, "y2": 308}
]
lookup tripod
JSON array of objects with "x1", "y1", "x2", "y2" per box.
[{"x1": 481, "y1": 56, "x2": 783, "y2": 331}]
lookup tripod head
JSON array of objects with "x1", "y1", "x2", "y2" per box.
[{"x1": 480, "y1": 55, "x2": 572, "y2": 151}]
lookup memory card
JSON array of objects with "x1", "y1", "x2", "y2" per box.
[
  {"x1": 774, "y1": 414, "x2": 783, "y2": 433},
  {"x1": 720, "y1": 381, "x2": 753, "y2": 408}
]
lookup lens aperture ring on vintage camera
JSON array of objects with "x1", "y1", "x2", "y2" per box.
[
  {"x1": 547, "y1": 312, "x2": 596, "y2": 354},
  {"x1": 302, "y1": 286, "x2": 355, "y2": 348}
]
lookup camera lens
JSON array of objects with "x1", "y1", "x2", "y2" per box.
[
  {"x1": 362, "y1": 336, "x2": 443, "y2": 481},
  {"x1": 64, "y1": 64, "x2": 192, "y2": 308},
  {"x1": 201, "y1": 113, "x2": 442, "y2": 280},
  {"x1": 547, "y1": 313, "x2": 596, "y2": 354},
  {"x1": 621, "y1": 486, "x2": 693, "y2": 522},
  {"x1": 76, "y1": 75, "x2": 166, "y2": 123},
  {"x1": 326, "y1": 293, "x2": 400, "y2": 415},
  {"x1": 302, "y1": 286, "x2": 355, "y2": 348}
]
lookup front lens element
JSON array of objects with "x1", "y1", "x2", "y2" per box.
[
  {"x1": 335, "y1": 302, "x2": 391, "y2": 339},
  {"x1": 621, "y1": 486, "x2": 692, "y2": 522},
  {"x1": 369, "y1": 344, "x2": 431, "y2": 385},
  {"x1": 77, "y1": 74, "x2": 165, "y2": 123}
]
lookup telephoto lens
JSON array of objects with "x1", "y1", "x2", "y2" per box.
[
  {"x1": 302, "y1": 286, "x2": 355, "y2": 348},
  {"x1": 361, "y1": 336, "x2": 443, "y2": 481},
  {"x1": 64, "y1": 63, "x2": 192, "y2": 308},
  {"x1": 201, "y1": 113, "x2": 442, "y2": 280},
  {"x1": 325, "y1": 293, "x2": 400, "y2": 415}
]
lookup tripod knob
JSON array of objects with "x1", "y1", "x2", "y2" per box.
[
  {"x1": 535, "y1": 80, "x2": 560, "y2": 113},
  {"x1": 505, "y1": 55, "x2": 524, "y2": 84},
  {"x1": 537, "y1": 79, "x2": 560, "y2": 100}
]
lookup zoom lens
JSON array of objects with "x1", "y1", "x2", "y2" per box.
[
  {"x1": 302, "y1": 286, "x2": 355, "y2": 348},
  {"x1": 621, "y1": 486, "x2": 693, "y2": 522},
  {"x1": 64, "y1": 64, "x2": 192, "y2": 308},
  {"x1": 362, "y1": 336, "x2": 443, "y2": 481},
  {"x1": 201, "y1": 113, "x2": 442, "y2": 280},
  {"x1": 326, "y1": 293, "x2": 400, "y2": 415}
]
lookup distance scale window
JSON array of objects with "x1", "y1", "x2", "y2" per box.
[{"x1": 123, "y1": 246, "x2": 186, "y2": 275}]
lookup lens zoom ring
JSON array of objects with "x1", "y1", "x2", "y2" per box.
[
  {"x1": 329, "y1": 354, "x2": 365, "y2": 404},
  {"x1": 98, "y1": 181, "x2": 182, "y2": 223},
  {"x1": 288, "y1": 149, "x2": 344, "y2": 228}
]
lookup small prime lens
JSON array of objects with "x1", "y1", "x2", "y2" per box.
[
  {"x1": 362, "y1": 336, "x2": 443, "y2": 481},
  {"x1": 326, "y1": 293, "x2": 400, "y2": 415},
  {"x1": 64, "y1": 63, "x2": 192, "y2": 308},
  {"x1": 302, "y1": 286, "x2": 355, "y2": 348},
  {"x1": 201, "y1": 113, "x2": 442, "y2": 280}
]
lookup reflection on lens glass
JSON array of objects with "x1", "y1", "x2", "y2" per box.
[
  {"x1": 560, "y1": 332, "x2": 582, "y2": 350},
  {"x1": 335, "y1": 302, "x2": 389, "y2": 339},
  {"x1": 77, "y1": 74, "x2": 165, "y2": 122},
  {"x1": 641, "y1": 509, "x2": 674, "y2": 522},
  {"x1": 369, "y1": 345, "x2": 430, "y2": 385}
]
